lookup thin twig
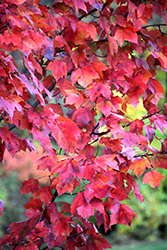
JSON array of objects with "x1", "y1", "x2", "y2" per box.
[
  {"x1": 143, "y1": 23, "x2": 166, "y2": 28},
  {"x1": 67, "y1": 228, "x2": 88, "y2": 239},
  {"x1": 124, "y1": 108, "x2": 165, "y2": 128},
  {"x1": 79, "y1": 9, "x2": 97, "y2": 20},
  {"x1": 95, "y1": 53, "x2": 107, "y2": 58}
]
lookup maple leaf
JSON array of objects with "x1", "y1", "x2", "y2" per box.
[
  {"x1": 71, "y1": 192, "x2": 95, "y2": 219},
  {"x1": 46, "y1": 59, "x2": 67, "y2": 81},
  {"x1": 32, "y1": 128, "x2": 53, "y2": 154},
  {"x1": 107, "y1": 35, "x2": 118, "y2": 56},
  {"x1": 24, "y1": 198, "x2": 43, "y2": 212},
  {"x1": 35, "y1": 186, "x2": 53, "y2": 205},
  {"x1": 52, "y1": 116, "x2": 82, "y2": 153},
  {"x1": 24, "y1": 208, "x2": 41, "y2": 219},
  {"x1": 142, "y1": 171, "x2": 165, "y2": 189},
  {"x1": 47, "y1": 202, "x2": 59, "y2": 224},
  {"x1": 72, "y1": 107, "x2": 92, "y2": 128},
  {"x1": 118, "y1": 204, "x2": 138, "y2": 227},
  {"x1": 32, "y1": 221, "x2": 51, "y2": 237},
  {"x1": 71, "y1": 66, "x2": 99, "y2": 87},
  {"x1": 86, "y1": 233, "x2": 112, "y2": 249},
  {"x1": 129, "y1": 158, "x2": 151, "y2": 178},
  {"x1": 20, "y1": 178, "x2": 39, "y2": 195},
  {"x1": 95, "y1": 154, "x2": 119, "y2": 171},
  {"x1": 53, "y1": 214, "x2": 71, "y2": 237},
  {"x1": 115, "y1": 24, "x2": 138, "y2": 47},
  {"x1": 65, "y1": 90, "x2": 84, "y2": 109}
]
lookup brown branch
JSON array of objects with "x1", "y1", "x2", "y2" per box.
[
  {"x1": 143, "y1": 23, "x2": 166, "y2": 29},
  {"x1": 67, "y1": 228, "x2": 88, "y2": 239},
  {"x1": 90, "y1": 123, "x2": 99, "y2": 135},
  {"x1": 92, "y1": 131, "x2": 109, "y2": 136},
  {"x1": 134, "y1": 150, "x2": 167, "y2": 158},
  {"x1": 123, "y1": 108, "x2": 165, "y2": 128},
  {"x1": 142, "y1": 23, "x2": 167, "y2": 35},
  {"x1": 134, "y1": 153, "x2": 154, "y2": 158},
  {"x1": 79, "y1": 9, "x2": 97, "y2": 20},
  {"x1": 90, "y1": 122, "x2": 109, "y2": 136},
  {"x1": 88, "y1": 138, "x2": 98, "y2": 145}
]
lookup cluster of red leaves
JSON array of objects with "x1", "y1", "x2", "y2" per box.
[{"x1": 0, "y1": 0, "x2": 167, "y2": 249}]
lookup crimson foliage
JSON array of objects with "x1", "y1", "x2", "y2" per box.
[{"x1": 0, "y1": 0, "x2": 167, "y2": 249}]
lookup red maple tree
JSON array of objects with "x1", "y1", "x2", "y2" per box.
[{"x1": 0, "y1": 0, "x2": 167, "y2": 249}]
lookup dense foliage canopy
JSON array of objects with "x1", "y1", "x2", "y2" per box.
[{"x1": 0, "y1": 0, "x2": 167, "y2": 249}]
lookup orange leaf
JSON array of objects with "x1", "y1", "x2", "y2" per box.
[
  {"x1": 142, "y1": 171, "x2": 165, "y2": 189},
  {"x1": 129, "y1": 158, "x2": 151, "y2": 178}
]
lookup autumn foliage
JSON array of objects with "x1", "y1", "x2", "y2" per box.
[{"x1": 0, "y1": 0, "x2": 167, "y2": 249}]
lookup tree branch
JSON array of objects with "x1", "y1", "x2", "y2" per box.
[
  {"x1": 124, "y1": 108, "x2": 165, "y2": 128},
  {"x1": 143, "y1": 23, "x2": 166, "y2": 29},
  {"x1": 79, "y1": 9, "x2": 97, "y2": 20},
  {"x1": 67, "y1": 228, "x2": 88, "y2": 239},
  {"x1": 142, "y1": 23, "x2": 167, "y2": 35}
]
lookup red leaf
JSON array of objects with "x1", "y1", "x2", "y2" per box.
[
  {"x1": 28, "y1": 54, "x2": 42, "y2": 75},
  {"x1": 48, "y1": 103, "x2": 63, "y2": 116},
  {"x1": 32, "y1": 221, "x2": 51, "y2": 237},
  {"x1": 20, "y1": 178, "x2": 39, "y2": 195},
  {"x1": 71, "y1": 66, "x2": 99, "y2": 87},
  {"x1": 148, "y1": 78, "x2": 165, "y2": 99},
  {"x1": 118, "y1": 204, "x2": 137, "y2": 227},
  {"x1": 53, "y1": 214, "x2": 71, "y2": 237},
  {"x1": 65, "y1": 89, "x2": 84, "y2": 109},
  {"x1": 47, "y1": 202, "x2": 59, "y2": 223},
  {"x1": 130, "y1": 119, "x2": 145, "y2": 135},
  {"x1": 107, "y1": 35, "x2": 118, "y2": 55},
  {"x1": 24, "y1": 198, "x2": 43, "y2": 211},
  {"x1": 71, "y1": 192, "x2": 94, "y2": 219},
  {"x1": 96, "y1": 99, "x2": 117, "y2": 116},
  {"x1": 32, "y1": 128, "x2": 53, "y2": 154},
  {"x1": 23, "y1": 242, "x2": 38, "y2": 250},
  {"x1": 95, "y1": 155, "x2": 119, "y2": 171},
  {"x1": 86, "y1": 233, "x2": 112, "y2": 249},
  {"x1": 100, "y1": 137, "x2": 123, "y2": 152},
  {"x1": 143, "y1": 171, "x2": 165, "y2": 189},
  {"x1": 52, "y1": 117, "x2": 81, "y2": 153},
  {"x1": 46, "y1": 59, "x2": 67, "y2": 81},
  {"x1": 115, "y1": 24, "x2": 138, "y2": 47},
  {"x1": 72, "y1": 107, "x2": 92, "y2": 128},
  {"x1": 145, "y1": 125, "x2": 155, "y2": 143},
  {"x1": 24, "y1": 208, "x2": 41, "y2": 219},
  {"x1": 92, "y1": 61, "x2": 108, "y2": 78},
  {"x1": 36, "y1": 186, "x2": 53, "y2": 204}
]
